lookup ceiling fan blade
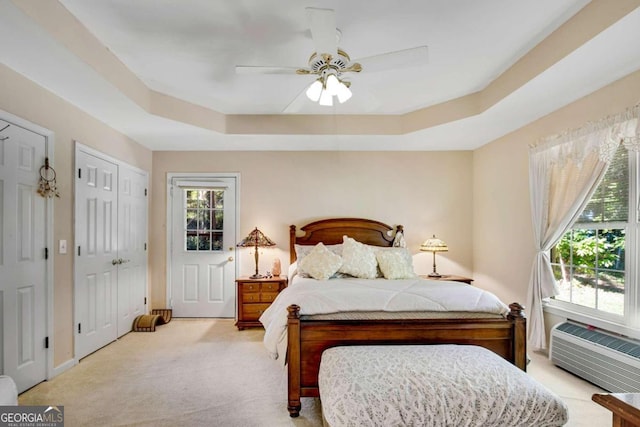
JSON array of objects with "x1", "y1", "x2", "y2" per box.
[
  {"x1": 282, "y1": 84, "x2": 311, "y2": 114},
  {"x1": 355, "y1": 46, "x2": 428, "y2": 73},
  {"x1": 306, "y1": 7, "x2": 337, "y2": 56},
  {"x1": 235, "y1": 65, "x2": 304, "y2": 75}
]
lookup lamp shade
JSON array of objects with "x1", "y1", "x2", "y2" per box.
[
  {"x1": 237, "y1": 227, "x2": 276, "y2": 279},
  {"x1": 236, "y1": 227, "x2": 276, "y2": 249},
  {"x1": 305, "y1": 79, "x2": 323, "y2": 102},
  {"x1": 420, "y1": 235, "x2": 448, "y2": 252}
]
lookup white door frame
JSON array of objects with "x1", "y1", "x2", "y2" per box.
[
  {"x1": 166, "y1": 173, "x2": 240, "y2": 310},
  {"x1": 0, "y1": 109, "x2": 54, "y2": 381}
]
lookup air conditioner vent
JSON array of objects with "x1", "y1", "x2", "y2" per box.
[{"x1": 550, "y1": 322, "x2": 640, "y2": 392}]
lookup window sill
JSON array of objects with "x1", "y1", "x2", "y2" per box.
[{"x1": 543, "y1": 302, "x2": 640, "y2": 341}]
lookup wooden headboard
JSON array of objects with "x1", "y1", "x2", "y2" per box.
[{"x1": 289, "y1": 218, "x2": 404, "y2": 263}]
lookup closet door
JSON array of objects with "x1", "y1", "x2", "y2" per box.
[
  {"x1": 0, "y1": 119, "x2": 48, "y2": 392},
  {"x1": 116, "y1": 165, "x2": 148, "y2": 337},
  {"x1": 75, "y1": 148, "x2": 118, "y2": 360}
]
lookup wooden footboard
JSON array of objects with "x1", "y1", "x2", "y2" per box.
[{"x1": 286, "y1": 302, "x2": 526, "y2": 417}]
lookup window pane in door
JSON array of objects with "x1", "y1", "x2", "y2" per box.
[{"x1": 184, "y1": 188, "x2": 224, "y2": 252}]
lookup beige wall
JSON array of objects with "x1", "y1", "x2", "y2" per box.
[
  {"x1": 150, "y1": 151, "x2": 474, "y2": 308},
  {"x1": 0, "y1": 64, "x2": 152, "y2": 367},
  {"x1": 473, "y1": 68, "x2": 640, "y2": 339},
  {"x1": 4, "y1": 55, "x2": 640, "y2": 371}
]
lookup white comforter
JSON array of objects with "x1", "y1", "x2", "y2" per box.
[{"x1": 259, "y1": 276, "x2": 509, "y2": 359}]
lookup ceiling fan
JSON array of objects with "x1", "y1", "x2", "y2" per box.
[{"x1": 235, "y1": 7, "x2": 428, "y2": 109}]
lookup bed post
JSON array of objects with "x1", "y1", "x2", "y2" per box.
[
  {"x1": 287, "y1": 304, "x2": 302, "y2": 417},
  {"x1": 289, "y1": 225, "x2": 297, "y2": 264},
  {"x1": 507, "y1": 302, "x2": 527, "y2": 371}
]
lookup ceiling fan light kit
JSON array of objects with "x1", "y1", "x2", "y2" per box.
[
  {"x1": 306, "y1": 68, "x2": 353, "y2": 106},
  {"x1": 235, "y1": 7, "x2": 428, "y2": 111}
]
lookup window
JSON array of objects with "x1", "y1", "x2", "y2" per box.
[
  {"x1": 550, "y1": 144, "x2": 639, "y2": 330},
  {"x1": 184, "y1": 189, "x2": 224, "y2": 251}
]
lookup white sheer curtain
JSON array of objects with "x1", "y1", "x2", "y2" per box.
[{"x1": 527, "y1": 106, "x2": 639, "y2": 350}]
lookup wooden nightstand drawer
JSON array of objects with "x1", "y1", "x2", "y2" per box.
[
  {"x1": 260, "y1": 292, "x2": 279, "y2": 303},
  {"x1": 242, "y1": 303, "x2": 271, "y2": 319},
  {"x1": 236, "y1": 276, "x2": 287, "y2": 330},
  {"x1": 242, "y1": 293, "x2": 260, "y2": 303},
  {"x1": 262, "y1": 282, "x2": 281, "y2": 292},
  {"x1": 242, "y1": 283, "x2": 260, "y2": 292}
]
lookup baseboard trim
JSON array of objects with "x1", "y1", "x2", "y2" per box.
[{"x1": 50, "y1": 358, "x2": 77, "y2": 378}]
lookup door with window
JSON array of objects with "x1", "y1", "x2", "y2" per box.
[{"x1": 169, "y1": 177, "x2": 237, "y2": 317}]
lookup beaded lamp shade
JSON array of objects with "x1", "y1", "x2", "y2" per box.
[{"x1": 237, "y1": 227, "x2": 276, "y2": 279}]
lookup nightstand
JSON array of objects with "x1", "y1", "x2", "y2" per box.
[
  {"x1": 236, "y1": 276, "x2": 287, "y2": 330},
  {"x1": 421, "y1": 275, "x2": 473, "y2": 285}
]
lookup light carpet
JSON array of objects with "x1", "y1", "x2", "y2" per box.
[{"x1": 19, "y1": 319, "x2": 612, "y2": 426}]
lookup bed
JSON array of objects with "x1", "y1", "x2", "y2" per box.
[{"x1": 259, "y1": 218, "x2": 527, "y2": 417}]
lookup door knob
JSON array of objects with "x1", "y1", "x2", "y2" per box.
[
  {"x1": 112, "y1": 259, "x2": 119, "y2": 265},
  {"x1": 228, "y1": 256, "x2": 234, "y2": 262}
]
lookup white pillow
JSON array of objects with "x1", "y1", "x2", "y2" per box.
[
  {"x1": 297, "y1": 243, "x2": 343, "y2": 280},
  {"x1": 339, "y1": 236, "x2": 378, "y2": 279},
  {"x1": 375, "y1": 248, "x2": 417, "y2": 279},
  {"x1": 295, "y1": 243, "x2": 342, "y2": 277}
]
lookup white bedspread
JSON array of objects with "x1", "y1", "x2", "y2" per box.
[
  {"x1": 259, "y1": 276, "x2": 509, "y2": 359},
  {"x1": 319, "y1": 345, "x2": 568, "y2": 427}
]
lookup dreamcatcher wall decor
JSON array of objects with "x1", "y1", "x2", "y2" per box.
[{"x1": 38, "y1": 157, "x2": 60, "y2": 198}]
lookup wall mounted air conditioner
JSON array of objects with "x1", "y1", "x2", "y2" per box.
[{"x1": 550, "y1": 321, "x2": 640, "y2": 392}]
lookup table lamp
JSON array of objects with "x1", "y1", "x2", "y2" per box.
[
  {"x1": 420, "y1": 235, "x2": 448, "y2": 278},
  {"x1": 237, "y1": 227, "x2": 276, "y2": 278}
]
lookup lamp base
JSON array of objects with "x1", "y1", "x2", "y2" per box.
[
  {"x1": 250, "y1": 273, "x2": 264, "y2": 279},
  {"x1": 427, "y1": 272, "x2": 442, "y2": 278}
]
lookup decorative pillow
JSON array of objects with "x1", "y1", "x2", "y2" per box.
[
  {"x1": 296, "y1": 243, "x2": 342, "y2": 277},
  {"x1": 297, "y1": 243, "x2": 343, "y2": 280},
  {"x1": 375, "y1": 248, "x2": 417, "y2": 279},
  {"x1": 339, "y1": 236, "x2": 378, "y2": 279}
]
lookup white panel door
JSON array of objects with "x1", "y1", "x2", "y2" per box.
[
  {"x1": 116, "y1": 165, "x2": 148, "y2": 337},
  {"x1": 0, "y1": 119, "x2": 47, "y2": 392},
  {"x1": 170, "y1": 178, "x2": 236, "y2": 317},
  {"x1": 75, "y1": 149, "x2": 118, "y2": 359}
]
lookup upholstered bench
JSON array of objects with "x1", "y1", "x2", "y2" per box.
[
  {"x1": 318, "y1": 345, "x2": 567, "y2": 427},
  {"x1": 0, "y1": 375, "x2": 18, "y2": 405}
]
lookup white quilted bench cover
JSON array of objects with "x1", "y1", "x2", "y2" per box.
[{"x1": 319, "y1": 345, "x2": 568, "y2": 427}]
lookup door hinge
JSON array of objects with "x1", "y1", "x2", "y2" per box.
[
  {"x1": 78, "y1": 168, "x2": 81, "y2": 179},
  {"x1": 78, "y1": 323, "x2": 81, "y2": 334},
  {"x1": 144, "y1": 297, "x2": 147, "y2": 305},
  {"x1": 78, "y1": 246, "x2": 81, "y2": 256},
  {"x1": 44, "y1": 247, "x2": 48, "y2": 260},
  {"x1": 45, "y1": 336, "x2": 49, "y2": 349},
  {"x1": 144, "y1": 188, "x2": 147, "y2": 196},
  {"x1": 144, "y1": 243, "x2": 147, "y2": 251}
]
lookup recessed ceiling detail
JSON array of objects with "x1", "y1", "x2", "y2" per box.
[{"x1": 3, "y1": 0, "x2": 640, "y2": 151}]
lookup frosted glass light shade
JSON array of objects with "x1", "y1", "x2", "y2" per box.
[
  {"x1": 325, "y1": 74, "x2": 340, "y2": 96},
  {"x1": 336, "y1": 82, "x2": 352, "y2": 103},
  {"x1": 305, "y1": 80, "x2": 323, "y2": 102},
  {"x1": 319, "y1": 90, "x2": 333, "y2": 106}
]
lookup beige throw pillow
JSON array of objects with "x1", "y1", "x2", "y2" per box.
[
  {"x1": 297, "y1": 243, "x2": 343, "y2": 280},
  {"x1": 339, "y1": 236, "x2": 378, "y2": 279},
  {"x1": 375, "y1": 248, "x2": 417, "y2": 279}
]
